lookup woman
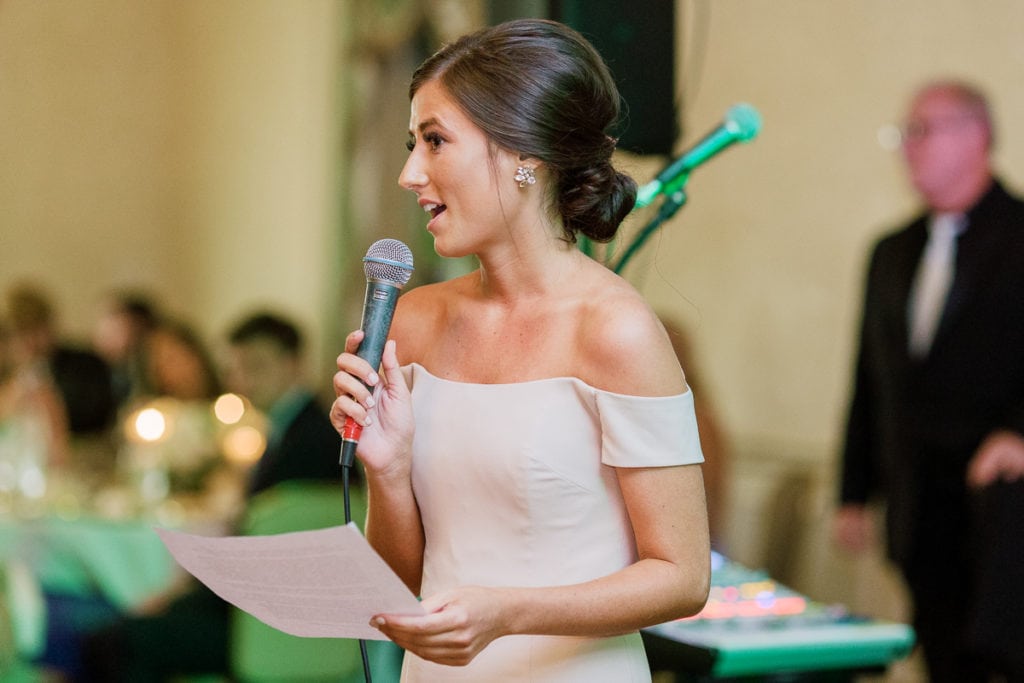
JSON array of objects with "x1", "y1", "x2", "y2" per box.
[
  {"x1": 332, "y1": 19, "x2": 710, "y2": 682},
  {"x1": 143, "y1": 319, "x2": 221, "y2": 402}
]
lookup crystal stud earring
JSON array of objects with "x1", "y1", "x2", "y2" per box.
[{"x1": 514, "y1": 166, "x2": 536, "y2": 188}]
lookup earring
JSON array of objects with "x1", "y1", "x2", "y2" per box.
[{"x1": 514, "y1": 166, "x2": 536, "y2": 188}]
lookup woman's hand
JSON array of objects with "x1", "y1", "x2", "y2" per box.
[
  {"x1": 371, "y1": 586, "x2": 509, "y2": 667},
  {"x1": 330, "y1": 332, "x2": 414, "y2": 476}
]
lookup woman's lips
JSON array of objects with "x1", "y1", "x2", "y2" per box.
[
  {"x1": 423, "y1": 202, "x2": 446, "y2": 219},
  {"x1": 423, "y1": 202, "x2": 446, "y2": 231}
]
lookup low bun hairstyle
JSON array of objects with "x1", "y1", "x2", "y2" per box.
[{"x1": 410, "y1": 19, "x2": 637, "y2": 243}]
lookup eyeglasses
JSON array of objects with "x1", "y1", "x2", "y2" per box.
[{"x1": 900, "y1": 115, "x2": 981, "y2": 143}]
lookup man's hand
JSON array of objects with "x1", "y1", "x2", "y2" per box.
[
  {"x1": 832, "y1": 503, "x2": 874, "y2": 554},
  {"x1": 967, "y1": 430, "x2": 1024, "y2": 488}
]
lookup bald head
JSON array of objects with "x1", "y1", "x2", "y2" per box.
[{"x1": 901, "y1": 80, "x2": 994, "y2": 212}]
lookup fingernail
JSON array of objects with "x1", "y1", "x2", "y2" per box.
[
  {"x1": 370, "y1": 616, "x2": 385, "y2": 628},
  {"x1": 368, "y1": 371, "x2": 379, "y2": 386},
  {"x1": 365, "y1": 396, "x2": 375, "y2": 408},
  {"x1": 364, "y1": 415, "x2": 373, "y2": 426}
]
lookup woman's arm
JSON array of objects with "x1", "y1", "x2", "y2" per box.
[
  {"x1": 364, "y1": 444, "x2": 425, "y2": 594},
  {"x1": 506, "y1": 463, "x2": 709, "y2": 634}
]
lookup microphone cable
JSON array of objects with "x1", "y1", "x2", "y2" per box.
[{"x1": 342, "y1": 461, "x2": 373, "y2": 683}]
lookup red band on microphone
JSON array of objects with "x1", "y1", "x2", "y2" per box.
[{"x1": 342, "y1": 418, "x2": 363, "y2": 443}]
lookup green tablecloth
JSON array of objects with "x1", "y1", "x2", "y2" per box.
[{"x1": 0, "y1": 514, "x2": 175, "y2": 610}]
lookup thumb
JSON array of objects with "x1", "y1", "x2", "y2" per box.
[{"x1": 379, "y1": 339, "x2": 404, "y2": 384}]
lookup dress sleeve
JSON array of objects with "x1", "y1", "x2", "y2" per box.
[{"x1": 597, "y1": 389, "x2": 705, "y2": 467}]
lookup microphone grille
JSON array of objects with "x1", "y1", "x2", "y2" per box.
[
  {"x1": 724, "y1": 103, "x2": 763, "y2": 142},
  {"x1": 363, "y1": 238, "x2": 415, "y2": 286}
]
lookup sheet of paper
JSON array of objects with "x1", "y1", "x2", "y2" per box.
[{"x1": 156, "y1": 522, "x2": 423, "y2": 640}]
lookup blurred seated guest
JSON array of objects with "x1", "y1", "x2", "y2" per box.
[
  {"x1": 142, "y1": 318, "x2": 221, "y2": 402},
  {"x1": 5, "y1": 282, "x2": 116, "y2": 439},
  {"x1": 0, "y1": 318, "x2": 70, "y2": 476},
  {"x1": 4, "y1": 286, "x2": 116, "y2": 674},
  {"x1": 660, "y1": 314, "x2": 732, "y2": 550},
  {"x1": 78, "y1": 310, "x2": 344, "y2": 683},
  {"x1": 224, "y1": 311, "x2": 346, "y2": 495},
  {"x1": 91, "y1": 290, "x2": 159, "y2": 409},
  {"x1": 114, "y1": 318, "x2": 223, "y2": 496}
]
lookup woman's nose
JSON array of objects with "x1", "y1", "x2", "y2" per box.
[{"x1": 398, "y1": 154, "x2": 426, "y2": 192}]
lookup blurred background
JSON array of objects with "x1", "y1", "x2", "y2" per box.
[{"x1": 3, "y1": 0, "x2": 1024, "y2": 680}]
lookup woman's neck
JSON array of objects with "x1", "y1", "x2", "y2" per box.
[{"x1": 476, "y1": 238, "x2": 587, "y2": 304}]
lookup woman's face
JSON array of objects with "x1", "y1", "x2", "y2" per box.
[
  {"x1": 398, "y1": 79, "x2": 525, "y2": 258},
  {"x1": 147, "y1": 330, "x2": 209, "y2": 401}
]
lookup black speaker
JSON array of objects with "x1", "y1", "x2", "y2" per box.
[{"x1": 550, "y1": 0, "x2": 677, "y2": 156}]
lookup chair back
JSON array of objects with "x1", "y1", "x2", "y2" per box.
[{"x1": 230, "y1": 480, "x2": 367, "y2": 683}]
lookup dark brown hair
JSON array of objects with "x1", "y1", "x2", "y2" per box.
[
  {"x1": 228, "y1": 311, "x2": 303, "y2": 357},
  {"x1": 410, "y1": 19, "x2": 636, "y2": 243}
]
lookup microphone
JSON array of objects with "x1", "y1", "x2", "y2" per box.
[
  {"x1": 340, "y1": 238, "x2": 415, "y2": 468},
  {"x1": 635, "y1": 103, "x2": 762, "y2": 208}
]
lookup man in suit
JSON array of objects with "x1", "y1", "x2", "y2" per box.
[
  {"x1": 79, "y1": 311, "x2": 345, "y2": 682},
  {"x1": 834, "y1": 80, "x2": 1024, "y2": 682},
  {"x1": 224, "y1": 311, "x2": 345, "y2": 496}
]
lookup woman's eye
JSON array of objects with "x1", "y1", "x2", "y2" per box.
[
  {"x1": 424, "y1": 132, "x2": 444, "y2": 151},
  {"x1": 405, "y1": 132, "x2": 445, "y2": 153}
]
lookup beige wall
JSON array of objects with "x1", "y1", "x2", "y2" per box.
[
  {"x1": 2, "y1": 1, "x2": 181, "y2": 330},
  {"x1": 1, "y1": 0, "x2": 347, "y2": 383}
]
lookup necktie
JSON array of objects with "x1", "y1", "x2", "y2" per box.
[{"x1": 908, "y1": 213, "x2": 962, "y2": 358}]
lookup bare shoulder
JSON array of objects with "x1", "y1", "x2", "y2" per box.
[
  {"x1": 389, "y1": 274, "x2": 473, "y2": 365},
  {"x1": 575, "y1": 267, "x2": 686, "y2": 396},
  {"x1": 389, "y1": 280, "x2": 445, "y2": 365}
]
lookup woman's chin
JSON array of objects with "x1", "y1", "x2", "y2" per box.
[{"x1": 430, "y1": 237, "x2": 464, "y2": 260}]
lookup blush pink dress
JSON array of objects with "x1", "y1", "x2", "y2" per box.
[{"x1": 399, "y1": 363, "x2": 704, "y2": 682}]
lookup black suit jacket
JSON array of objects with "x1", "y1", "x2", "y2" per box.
[
  {"x1": 246, "y1": 392, "x2": 344, "y2": 497},
  {"x1": 840, "y1": 179, "x2": 1024, "y2": 565},
  {"x1": 50, "y1": 345, "x2": 116, "y2": 435}
]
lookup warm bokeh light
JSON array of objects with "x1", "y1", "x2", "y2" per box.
[
  {"x1": 134, "y1": 408, "x2": 167, "y2": 442},
  {"x1": 213, "y1": 393, "x2": 246, "y2": 425},
  {"x1": 222, "y1": 425, "x2": 265, "y2": 466},
  {"x1": 19, "y1": 466, "x2": 46, "y2": 499}
]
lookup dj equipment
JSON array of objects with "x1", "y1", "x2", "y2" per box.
[{"x1": 642, "y1": 552, "x2": 915, "y2": 680}]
